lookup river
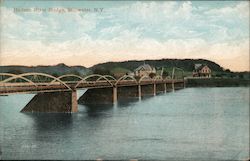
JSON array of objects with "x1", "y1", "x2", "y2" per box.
[{"x1": 0, "y1": 87, "x2": 249, "y2": 160}]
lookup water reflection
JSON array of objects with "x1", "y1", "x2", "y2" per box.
[
  {"x1": 83, "y1": 103, "x2": 114, "y2": 117},
  {"x1": 24, "y1": 113, "x2": 73, "y2": 131},
  {"x1": 117, "y1": 97, "x2": 139, "y2": 108},
  {"x1": 23, "y1": 113, "x2": 74, "y2": 142}
]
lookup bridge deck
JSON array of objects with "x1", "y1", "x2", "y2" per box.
[{"x1": 0, "y1": 79, "x2": 184, "y2": 95}]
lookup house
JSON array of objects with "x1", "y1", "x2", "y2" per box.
[
  {"x1": 134, "y1": 63, "x2": 156, "y2": 77},
  {"x1": 193, "y1": 64, "x2": 211, "y2": 77}
]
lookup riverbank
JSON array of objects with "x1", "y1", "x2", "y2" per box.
[{"x1": 186, "y1": 78, "x2": 250, "y2": 87}]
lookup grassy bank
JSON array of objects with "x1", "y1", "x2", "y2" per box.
[{"x1": 186, "y1": 78, "x2": 250, "y2": 87}]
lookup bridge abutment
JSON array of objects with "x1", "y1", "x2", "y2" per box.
[{"x1": 21, "y1": 90, "x2": 78, "y2": 113}]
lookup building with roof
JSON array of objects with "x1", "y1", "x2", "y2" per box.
[
  {"x1": 134, "y1": 63, "x2": 156, "y2": 77},
  {"x1": 193, "y1": 64, "x2": 211, "y2": 78}
]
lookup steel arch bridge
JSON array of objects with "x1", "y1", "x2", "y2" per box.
[
  {"x1": 0, "y1": 71, "x2": 186, "y2": 113},
  {"x1": 0, "y1": 69, "x2": 184, "y2": 94}
]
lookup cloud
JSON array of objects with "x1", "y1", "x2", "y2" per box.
[
  {"x1": 176, "y1": 1, "x2": 193, "y2": 18},
  {"x1": 1, "y1": 29, "x2": 249, "y2": 71},
  {"x1": 0, "y1": 1, "x2": 249, "y2": 71},
  {"x1": 205, "y1": 1, "x2": 249, "y2": 19},
  {"x1": 0, "y1": 6, "x2": 97, "y2": 42},
  {"x1": 100, "y1": 1, "x2": 248, "y2": 42},
  {"x1": 1, "y1": 7, "x2": 47, "y2": 40}
]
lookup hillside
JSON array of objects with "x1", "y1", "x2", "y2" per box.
[
  {"x1": 1, "y1": 59, "x2": 249, "y2": 79},
  {"x1": 0, "y1": 63, "x2": 89, "y2": 76},
  {"x1": 90, "y1": 59, "x2": 224, "y2": 72}
]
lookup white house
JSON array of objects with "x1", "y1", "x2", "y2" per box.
[
  {"x1": 193, "y1": 64, "x2": 212, "y2": 78},
  {"x1": 134, "y1": 64, "x2": 156, "y2": 77}
]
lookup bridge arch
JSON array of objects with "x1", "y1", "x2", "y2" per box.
[
  {"x1": 0, "y1": 73, "x2": 18, "y2": 82},
  {"x1": 75, "y1": 74, "x2": 114, "y2": 88},
  {"x1": 51, "y1": 74, "x2": 85, "y2": 83},
  {"x1": 138, "y1": 75, "x2": 153, "y2": 84},
  {"x1": 0, "y1": 73, "x2": 18, "y2": 78},
  {"x1": 96, "y1": 75, "x2": 117, "y2": 82},
  {"x1": 164, "y1": 75, "x2": 172, "y2": 80},
  {"x1": 154, "y1": 75, "x2": 163, "y2": 81},
  {"x1": 115, "y1": 75, "x2": 137, "y2": 86},
  {"x1": 0, "y1": 73, "x2": 38, "y2": 86},
  {"x1": 1, "y1": 73, "x2": 71, "y2": 90},
  {"x1": 171, "y1": 67, "x2": 184, "y2": 80}
]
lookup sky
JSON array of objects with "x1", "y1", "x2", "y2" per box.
[{"x1": 0, "y1": 0, "x2": 249, "y2": 71}]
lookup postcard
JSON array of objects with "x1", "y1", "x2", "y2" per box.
[{"x1": 0, "y1": 0, "x2": 249, "y2": 160}]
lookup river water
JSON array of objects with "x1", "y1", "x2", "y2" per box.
[{"x1": 0, "y1": 87, "x2": 249, "y2": 160}]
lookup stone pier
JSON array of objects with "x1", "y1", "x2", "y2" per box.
[
  {"x1": 21, "y1": 90, "x2": 78, "y2": 113},
  {"x1": 166, "y1": 83, "x2": 173, "y2": 92},
  {"x1": 141, "y1": 84, "x2": 155, "y2": 97},
  {"x1": 155, "y1": 83, "x2": 165, "y2": 94},
  {"x1": 78, "y1": 86, "x2": 139, "y2": 104},
  {"x1": 78, "y1": 82, "x2": 184, "y2": 105},
  {"x1": 78, "y1": 87, "x2": 114, "y2": 104},
  {"x1": 174, "y1": 81, "x2": 185, "y2": 90},
  {"x1": 117, "y1": 86, "x2": 139, "y2": 99}
]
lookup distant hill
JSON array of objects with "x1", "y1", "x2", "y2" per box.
[
  {"x1": 0, "y1": 59, "x2": 249, "y2": 79},
  {"x1": 0, "y1": 63, "x2": 89, "y2": 76},
  {"x1": 90, "y1": 59, "x2": 224, "y2": 72}
]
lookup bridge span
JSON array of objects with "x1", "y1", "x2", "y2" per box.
[{"x1": 0, "y1": 72, "x2": 185, "y2": 113}]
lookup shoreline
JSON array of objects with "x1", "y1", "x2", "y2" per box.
[{"x1": 186, "y1": 78, "x2": 250, "y2": 87}]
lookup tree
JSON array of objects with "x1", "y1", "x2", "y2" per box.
[
  {"x1": 239, "y1": 74, "x2": 244, "y2": 79},
  {"x1": 162, "y1": 70, "x2": 169, "y2": 78},
  {"x1": 52, "y1": 73, "x2": 59, "y2": 77},
  {"x1": 224, "y1": 69, "x2": 231, "y2": 73},
  {"x1": 93, "y1": 68, "x2": 112, "y2": 75},
  {"x1": 7, "y1": 69, "x2": 23, "y2": 74},
  {"x1": 149, "y1": 72, "x2": 156, "y2": 78}
]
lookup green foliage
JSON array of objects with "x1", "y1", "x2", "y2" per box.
[
  {"x1": 239, "y1": 74, "x2": 244, "y2": 79},
  {"x1": 111, "y1": 67, "x2": 131, "y2": 74},
  {"x1": 90, "y1": 59, "x2": 224, "y2": 73},
  {"x1": 149, "y1": 72, "x2": 156, "y2": 78},
  {"x1": 162, "y1": 70, "x2": 169, "y2": 77},
  {"x1": 52, "y1": 73, "x2": 59, "y2": 77},
  {"x1": 0, "y1": 64, "x2": 89, "y2": 76},
  {"x1": 7, "y1": 69, "x2": 23, "y2": 74},
  {"x1": 93, "y1": 68, "x2": 112, "y2": 75},
  {"x1": 71, "y1": 70, "x2": 81, "y2": 76}
]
